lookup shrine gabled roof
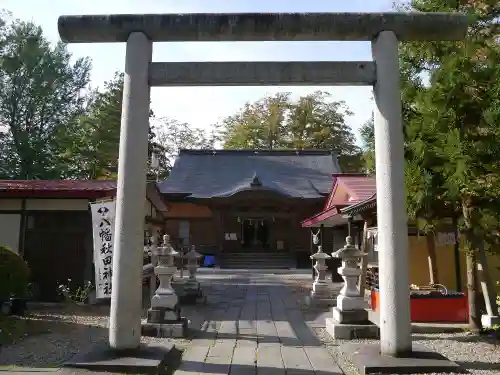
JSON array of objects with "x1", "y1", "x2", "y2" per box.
[
  {"x1": 324, "y1": 174, "x2": 376, "y2": 210},
  {"x1": 157, "y1": 149, "x2": 341, "y2": 199},
  {"x1": 301, "y1": 174, "x2": 376, "y2": 228}
]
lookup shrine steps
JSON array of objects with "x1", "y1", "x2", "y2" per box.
[{"x1": 219, "y1": 252, "x2": 295, "y2": 269}]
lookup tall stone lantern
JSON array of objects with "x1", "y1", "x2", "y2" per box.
[
  {"x1": 325, "y1": 236, "x2": 378, "y2": 339},
  {"x1": 142, "y1": 234, "x2": 188, "y2": 338}
]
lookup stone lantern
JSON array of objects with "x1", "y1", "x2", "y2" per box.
[
  {"x1": 142, "y1": 234, "x2": 187, "y2": 338},
  {"x1": 307, "y1": 245, "x2": 333, "y2": 306},
  {"x1": 325, "y1": 236, "x2": 378, "y2": 339},
  {"x1": 183, "y1": 245, "x2": 204, "y2": 303}
]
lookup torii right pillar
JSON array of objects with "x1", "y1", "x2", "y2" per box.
[
  {"x1": 372, "y1": 30, "x2": 412, "y2": 357},
  {"x1": 342, "y1": 24, "x2": 468, "y2": 375}
]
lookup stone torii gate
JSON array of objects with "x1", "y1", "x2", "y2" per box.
[{"x1": 58, "y1": 11, "x2": 467, "y2": 362}]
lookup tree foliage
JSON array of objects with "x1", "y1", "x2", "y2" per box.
[
  {"x1": 0, "y1": 14, "x2": 223, "y2": 181},
  {"x1": 0, "y1": 19, "x2": 91, "y2": 179},
  {"x1": 396, "y1": 0, "x2": 500, "y2": 327},
  {"x1": 399, "y1": 0, "x2": 500, "y2": 239},
  {"x1": 220, "y1": 91, "x2": 362, "y2": 171},
  {"x1": 57, "y1": 73, "x2": 124, "y2": 179},
  {"x1": 358, "y1": 114, "x2": 375, "y2": 174},
  {"x1": 151, "y1": 117, "x2": 220, "y2": 174}
]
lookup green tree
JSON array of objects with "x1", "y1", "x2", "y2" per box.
[
  {"x1": 59, "y1": 72, "x2": 175, "y2": 180},
  {"x1": 358, "y1": 114, "x2": 375, "y2": 174},
  {"x1": 151, "y1": 117, "x2": 220, "y2": 173},
  {"x1": 0, "y1": 19, "x2": 92, "y2": 179},
  {"x1": 220, "y1": 91, "x2": 362, "y2": 171},
  {"x1": 399, "y1": 0, "x2": 500, "y2": 329},
  {"x1": 222, "y1": 92, "x2": 290, "y2": 150},
  {"x1": 58, "y1": 73, "x2": 123, "y2": 179}
]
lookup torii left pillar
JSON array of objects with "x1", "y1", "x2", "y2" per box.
[{"x1": 109, "y1": 32, "x2": 152, "y2": 350}]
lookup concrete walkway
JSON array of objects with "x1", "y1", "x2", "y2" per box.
[{"x1": 175, "y1": 271, "x2": 343, "y2": 375}]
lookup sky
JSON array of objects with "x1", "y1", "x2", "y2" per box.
[{"x1": 2, "y1": 0, "x2": 397, "y2": 145}]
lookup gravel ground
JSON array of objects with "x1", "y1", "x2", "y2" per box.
[
  {"x1": 0, "y1": 305, "x2": 194, "y2": 368},
  {"x1": 284, "y1": 275, "x2": 500, "y2": 375},
  {"x1": 315, "y1": 327, "x2": 500, "y2": 375},
  {"x1": 0, "y1": 297, "x2": 207, "y2": 369}
]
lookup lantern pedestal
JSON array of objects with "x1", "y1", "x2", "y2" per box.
[
  {"x1": 142, "y1": 235, "x2": 188, "y2": 338},
  {"x1": 325, "y1": 237, "x2": 379, "y2": 340}
]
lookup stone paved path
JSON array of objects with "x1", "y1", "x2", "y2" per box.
[{"x1": 175, "y1": 271, "x2": 343, "y2": 375}]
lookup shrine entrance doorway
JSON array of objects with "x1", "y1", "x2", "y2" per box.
[{"x1": 241, "y1": 217, "x2": 271, "y2": 250}]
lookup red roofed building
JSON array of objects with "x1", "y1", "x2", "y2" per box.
[
  {"x1": 301, "y1": 174, "x2": 376, "y2": 229},
  {"x1": 302, "y1": 178, "x2": 500, "y2": 302},
  {"x1": 300, "y1": 174, "x2": 376, "y2": 281},
  {"x1": 0, "y1": 180, "x2": 168, "y2": 301}
]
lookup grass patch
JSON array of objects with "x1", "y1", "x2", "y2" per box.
[{"x1": 0, "y1": 314, "x2": 50, "y2": 346}]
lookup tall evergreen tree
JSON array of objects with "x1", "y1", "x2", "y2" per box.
[
  {"x1": 58, "y1": 73, "x2": 123, "y2": 179},
  {"x1": 399, "y1": 0, "x2": 500, "y2": 329}
]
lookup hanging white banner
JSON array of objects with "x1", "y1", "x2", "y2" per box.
[{"x1": 90, "y1": 199, "x2": 116, "y2": 299}]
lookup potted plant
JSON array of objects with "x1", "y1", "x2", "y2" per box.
[{"x1": 58, "y1": 279, "x2": 94, "y2": 305}]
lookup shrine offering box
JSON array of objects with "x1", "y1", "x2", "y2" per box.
[{"x1": 370, "y1": 288, "x2": 468, "y2": 323}]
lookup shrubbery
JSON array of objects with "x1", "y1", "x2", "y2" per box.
[{"x1": 0, "y1": 245, "x2": 30, "y2": 302}]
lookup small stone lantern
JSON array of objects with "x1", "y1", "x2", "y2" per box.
[
  {"x1": 142, "y1": 234, "x2": 187, "y2": 338},
  {"x1": 325, "y1": 236, "x2": 378, "y2": 339},
  {"x1": 308, "y1": 245, "x2": 333, "y2": 305},
  {"x1": 184, "y1": 245, "x2": 203, "y2": 302}
]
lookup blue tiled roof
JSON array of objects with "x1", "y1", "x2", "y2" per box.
[{"x1": 157, "y1": 149, "x2": 341, "y2": 199}]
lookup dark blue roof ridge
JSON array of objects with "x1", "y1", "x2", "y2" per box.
[
  {"x1": 160, "y1": 148, "x2": 342, "y2": 198},
  {"x1": 178, "y1": 149, "x2": 340, "y2": 156}
]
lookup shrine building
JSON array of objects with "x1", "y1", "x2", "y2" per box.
[{"x1": 158, "y1": 149, "x2": 341, "y2": 269}]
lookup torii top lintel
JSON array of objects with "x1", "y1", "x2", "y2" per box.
[{"x1": 58, "y1": 12, "x2": 468, "y2": 43}]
